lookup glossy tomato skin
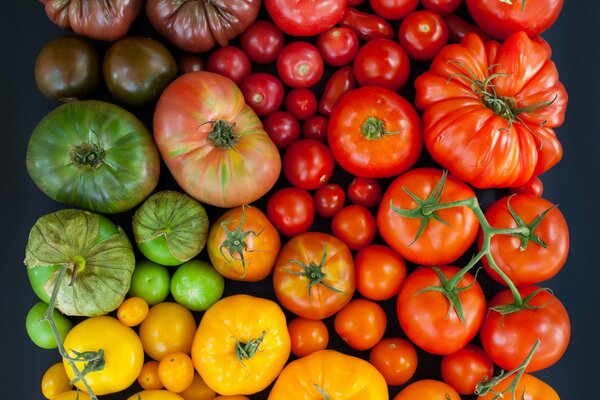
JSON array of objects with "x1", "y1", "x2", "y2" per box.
[
  {"x1": 41, "y1": 362, "x2": 73, "y2": 399},
  {"x1": 267, "y1": 188, "x2": 315, "y2": 237},
  {"x1": 285, "y1": 89, "x2": 317, "y2": 120},
  {"x1": 354, "y1": 39, "x2": 410, "y2": 91},
  {"x1": 319, "y1": 66, "x2": 356, "y2": 117},
  {"x1": 328, "y1": 87, "x2": 422, "y2": 178},
  {"x1": 398, "y1": 10, "x2": 449, "y2": 61},
  {"x1": 262, "y1": 111, "x2": 301, "y2": 149},
  {"x1": 477, "y1": 373, "x2": 560, "y2": 400},
  {"x1": 158, "y1": 352, "x2": 195, "y2": 393},
  {"x1": 288, "y1": 318, "x2": 329, "y2": 357},
  {"x1": 240, "y1": 73, "x2": 284, "y2": 117},
  {"x1": 370, "y1": 0, "x2": 419, "y2": 20},
  {"x1": 317, "y1": 27, "x2": 360, "y2": 66},
  {"x1": 273, "y1": 232, "x2": 355, "y2": 320},
  {"x1": 313, "y1": 183, "x2": 346, "y2": 218},
  {"x1": 441, "y1": 345, "x2": 494, "y2": 395},
  {"x1": 369, "y1": 338, "x2": 418, "y2": 386},
  {"x1": 510, "y1": 176, "x2": 544, "y2": 197},
  {"x1": 334, "y1": 299, "x2": 387, "y2": 350},
  {"x1": 397, "y1": 266, "x2": 486, "y2": 355},
  {"x1": 207, "y1": 46, "x2": 252, "y2": 84},
  {"x1": 265, "y1": 0, "x2": 348, "y2": 36},
  {"x1": 340, "y1": 7, "x2": 395, "y2": 41},
  {"x1": 394, "y1": 380, "x2": 460, "y2": 400},
  {"x1": 302, "y1": 115, "x2": 329, "y2": 141},
  {"x1": 177, "y1": 54, "x2": 206, "y2": 74},
  {"x1": 480, "y1": 286, "x2": 571, "y2": 372},
  {"x1": 331, "y1": 205, "x2": 376, "y2": 251},
  {"x1": 347, "y1": 177, "x2": 381, "y2": 208},
  {"x1": 277, "y1": 42, "x2": 324, "y2": 88},
  {"x1": 466, "y1": 0, "x2": 564, "y2": 40},
  {"x1": 355, "y1": 245, "x2": 406, "y2": 301},
  {"x1": 422, "y1": 0, "x2": 463, "y2": 15},
  {"x1": 240, "y1": 20, "x2": 285, "y2": 64},
  {"x1": 480, "y1": 195, "x2": 569, "y2": 286},
  {"x1": 283, "y1": 139, "x2": 335, "y2": 190}
]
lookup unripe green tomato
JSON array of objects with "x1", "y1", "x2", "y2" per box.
[
  {"x1": 26, "y1": 302, "x2": 73, "y2": 349},
  {"x1": 128, "y1": 260, "x2": 171, "y2": 306},
  {"x1": 170, "y1": 260, "x2": 224, "y2": 311}
]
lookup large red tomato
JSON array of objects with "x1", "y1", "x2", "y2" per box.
[
  {"x1": 265, "y1": 0, "x2": 348, "y2": 36},
  {"x1": 153, "y1": 72, "x2": 281, "y2": 208},
  {"x1": 415, "y1": 32, "x2": 567, "y2": 188}
]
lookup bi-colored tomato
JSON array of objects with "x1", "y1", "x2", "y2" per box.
[
  {"x1": 265, "y1": 0, "x2": 348, "y2": 36},
  {"x1": 369, "y1": 338, "x2": 418, "y2": 386},
  {"x1": 331, "y1": 205, "x2": 376, "y2": 251},
  {"x1": 288, "y1": 317, "x2": 329, "y2": 357},
  {"x1": 398, "y1": 10, "x2": 449, "y2": 61},
  {"x1": 355, "y1": 245, "x2": 406, "y2": 301},
  {"x1": 441, "y1": 345, "x2": 494, "y2": 395},
  {"x1": 394, "y1": 380, "x2": 460, "y2": 400},
  {"x1": 353, "y1": 39, "x2": 410, "y2": 91},
  {"x1": 334, "y1": 299, "x2": 387, "y2": 350}
]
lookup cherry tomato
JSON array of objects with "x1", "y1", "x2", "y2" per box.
[
  {"x1": 394, "y1": 380, "x2": 461, "y2": 400},
  {"x1": 354, "y1": 39, "x2": 410, "y2": 91},
  {"x1": 340, "y1": 7, "x2": 395, "y2": 41},
  {"x1": 347, "y1": 177, "x2": 382, "y2": 208},
  {"x1": 158, "y1": 352, "x2": 195, "y2": 393},
  {"x1": 207, "y1": 46, "x2": 251, "y2": 84},
  {"x1": 283, "y1": 139, "x2": 335, "y2": 190},
  {"x1": 355, "y1": 245, "x2": 406, "y2": 301},
  {"x1": 317, "y1": 27, "x2": 360, "y2": 66},
  {"x1": 265, "y1": 0, "x2": 347, "y2": 36},
  {"x1": 240, "y1": 20, "x2": 285, "y2": 64},
  {"x1": 179, "y1": 373, "x2": 217, "y2": 400},
  {"x1": 302, "y1": 115, "x2": 328, "y2": 141},
  {"x1": 444, "y1": 14, "x2": 490, "y2": 43},
  {"x1": 285, "y1": 89, "x2": 318, "y2": 120},
  {"x1": 117, "y1": 297, "x2": 149, "y2": 327},
  {"x1": 267, "y1": 188, "x2": 315, "y2": 237},
  {"x1": 277, "y1": 42, "x2": 325, "y2": 88},
  {"x1": 288, "y1": 318, "x2": 329, "y2": 357},
  {"x1": 240, "y1": 73, "x2": 284, "y2": 117},
  {"x1": 371, "y1": 0, "x2": 419, "y2": 20},
  {"x1": 510, "y1": 176, "x2": 544, "y2": 197},
  {"x1": 334, "y1": 299, "x2": 387, "y2": 350},
  {"x1": 263, "y1": 111, "x2": 301, "y2": 149},
  {"x1": 332, "y1": 205, "x2": 376, "y2": 251},
  {"x1": 138, "y1": 361, "x2": 164, "y2": 390},
  {"x1": 177, "y1": 54, "x2": 205, "y2": 74},
  {"x1": 41, "y1": 362, "x2": 72, "y2": 399},
  {"x1": 398, "y1": 10, "x2": 450, "y2": 61},
  {"x1": 319, "y1": 66, "x2": 355, "y2": 117},
  {"x1": 369, "y1": 338, "x2": 418, "y2": 386},
  {"x1": 422, "y1": 0, "x2": 463, "y2": 15},
  {"x1": 313, "y1": 183, "x2": 346, "y2": 218},
  {"x1": 441, "y1": 345, "x2": 494, "y2": 395}
]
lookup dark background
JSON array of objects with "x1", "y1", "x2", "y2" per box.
[{"x1": 2, "y1": 1, "x2": 599, "y2": 399}]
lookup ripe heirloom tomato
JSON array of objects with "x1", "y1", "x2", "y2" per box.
[
  {"x1": 240, "y1": 72, "x2": 285, "y2": 117},
  {"x1": 355, "y1": 245, "x2": 406, "y2": 301},
  {"x1": 265, "y1": 0, "x2": 347, "y2": 36},
  {"x1": 138, "y1": 361, "x2": 163, "y2": 390},
  {"x1": 317, "y1": 27, "x2": 360, "y2": 66},
  {"x1": 314, "y1": 183, "x2": 346, "y2": 218},
  {"x1": 158, "y1": 352, "x2": 195, "y2": 393},
  {"x1": 285, "y1": 89, "x2": 317, "y2": 120},
  {"x1": 370, "y1": 0, "x2": 419, "y2": 20},
  {"x1": 240, "y1": 20, "x2": 285, "y2": 64},
  {"x1": 117, "y1": 297, "x2": 149, "y2": 327},
  {"x1": 331, "y1": 205, "x2": 376, "y2": 251},
  {"x1": 394, "y1": 380, "x2": 460, "y2": 400},
  {"x1": 353, "y1": 39, "x2": 410, "y2": 91},
  {"x1": 288, "y1": 317, "x2": 329, "y2": 357},
  {"x1": 263, "y1": 111, "x2": 301, "y2": 149},
  {"x1": 207, "y1": 46, "x2": 252, "y2": 84},
  {"x1": 422, "y1": 0, "x2": 463, "y2": 15},
  {"x1": 441, "y1": 345, "x2": 494, "y2": 395},
  {"x1": 283, "y1": 139, "x2": 335, "y2": 190},
  {"x1": 477, "y1": 373, "x2": 559, "y2": 400},
  {"x1": 277, "y1": 42, "x2": 325, "y2": 88},
  {"x1": 369, "y1": 338, "x2": 418, "y2": 386},
  {"x1": 302, "y1": 115, "x2": 328, "y2": 141},
  {"x1": 398, "y1": 10, "x2": 450, "y2": 61},
  {"x1": 334, "y1": 299, "x2": 387, "y2": 350},
  {"x1": 267, "y1": 188, "x2": 315, "y2": 237},
  {"x1": 347, "y1": 177, "x2": 381, "y2": 208},
  {"x1": 41, "y1": 362, "x2": 72, "y2": 399},
  {"x1": 273, "y1": 232, "x2": 355, "y2": 320}
]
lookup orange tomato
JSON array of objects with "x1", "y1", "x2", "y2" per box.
[
  {"x1": 334, "y1": 299, "x2": 386, "y2": 350},
  {"x1": 41, "y1": 362, "x2": 72, "y2": 399},
  {"x1": 288, "y1": 317, "x2": 329, "y2": 357},
  {"x1": 138, "y1": 361, "x2": 164, "y2": 390},
  {"x1": 179, "y1": 373, "x2": 217, "y2": 400},
  {"x1": 477, "y1": 373, "x2": 559, "y2": 400},
  {"x1": 118, "y1": 297, "x2": 150, "y2": 327},
  {"x1": 369, "y1": 338, "x2": 418, "y2": 386},
  {"x1": 394, "y1": 380, "x2": 461, "y2": 400},
  {"x1": 354, "y1": 245, "x2": 406, "y2": 301},
  {"x1": 158, "y1": 352, "x2": 195, "y2": 393}
]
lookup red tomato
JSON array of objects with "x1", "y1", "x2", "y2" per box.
[
  {"x1": 349, "y1": 0, "x2": 366, "y2": 4},
  {"x1": 394, "y1": 380, "x2": 461, "y2": 400},
  {"x1": 288, "y1": 318, "x2": 329, "y2": 357},
  {"x1": 177, "y1": 54, "x2": 205, "y2": 74},
  {"x1": 240, "y1": 20, "x2": 285, "y2": 64},
  {"x1": 370, "y1": 0, "x2": 419, "y2": 20},
  {"x1": 369, "y1": 338, "x2": 418, "y2": 386},
  {"x1": 331, "y1": 205, "x2": 376, "y2": 251},
  {"x1": 480, "y1": 286, "x2": 570, "y2": 373},
  {"x1": 265, "y1": 0, "x2": 348, "y2": 36},
  {"x1": 466, "y1": 0, "x2": 564, "y2": 40},
  {"x1": 267, "y1": 188, "x2": 315, "y2": 237},
  {"x1": 377, "y1": 168, "x2": 479, "y2": 265},
  {"x1": 302, "y1": 115, "x2": 328, "y2": 141},
  {"x1": 353, "y1": 39, "x2": 410, "y2": 91},
  {"x1": 422, "y1": 0, "x2": 463, "y2": 15},
  {"x1": 328, "y1": 87, "x2": 422, "y2": 178},
  {"x1": 313, "y1": 183, "x2": 346, "y2": 218},
  {"x1": 277, "y1": 42, "x2": 324, "y2": 88},
  {"x1": 317, "y1": 27, "x2": 360, "y2": 66},
  {"x1": 398, "y1": 10, "x2": 449, "y2": 61},
  {"x1": 283, "y1": 139, "x2": 335, "y2": 190},
  {"x1": 285, "y1": 89, "x2": 317, "y2": 120},
  {"x1": 240, "y1": 73, "x2": 284, "y2": 117},
  {"x1": 347, "y1": 177, "x2": 381, "y2": 208},
  {"x1": 262, "y1": 111, "x2": 301, "y2": 149},
  {"x1": 334, "y1": 299, "x2": 386, "y2": 350},
  {"x1": 318, "y1": 66, "x2": 355, "y2": 117},
  {"x1": 510, "y1": 176, "x2": 544, "y2": 197},
  {"x1": 397, "y1": 266, "x2": 486, "y2": 355},
  {"x1": 480, "y1": 195, "x2": 569, "y2": 286},
  {"x1": 355, "y1": 245, "x2": 406, "y2": 301},
  {"x1": 206, "y1": 46, "x2": 251, "y2": 84},
  {"x1": 340, "y1": 7, "x2": 395, "y2": 41},
  {"x1": 444, "y1": 14, "x2": 490, "y2": 43},
  {"x1": 441, "y1": 345, "x2": 494, "y2": 395}
]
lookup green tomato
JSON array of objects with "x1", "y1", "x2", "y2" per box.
[
  {"x1": 26, "y1": 302, "x2": 73, "y2": 349},
  {"x1": 170, "y1": 260, "x2": 224, "y2": 312},
  {"x1": 128, "y1": 260, "x2": 171, "y2": 306}
]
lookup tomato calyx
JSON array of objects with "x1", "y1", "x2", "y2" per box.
[
  {"x1": 285, "y1": 246, "x2": 344, "y2": 302},
  {"x1": 489, "y1": 287, "x2": 554, "y2": 316},
  {"x1": 70, "y1": 130, "x2": 107, "y2": 169},
  {"x1": 361, "y1": 116, "x2": 400, "y2": 140},
  {"x1": 235, "y1": 331, "x2": 267, "y2": 366},
  {"x1": 506, "y1": 196, "x2": 555, "y2": 250},
  {"x1": 219, "y1": 206, "x2": 264, "y2": 277},
  {"x1": 205, "y1": 120, "x2": 239, "y2": 149}
]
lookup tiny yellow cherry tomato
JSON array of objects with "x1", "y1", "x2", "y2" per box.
[
  {"x1": 179, "y1": 373, "x2": 217, "y2": 400},
  {"x1": 52, "y1": 391, "x2": 91, "y2": 400},
  {"x1": 138, "y1": 360, "x2": 164, "y2": 390},
  {"x1": 118, "y1": 297, "x2": 150, "y2": 327},
  {"x1": 41, "y1": 362, "x2": 72, "y2": 399},
  {"x1": 127, "y1": 390, "x2": 185, "y2": 400},
  {"x1": 159, "y1": 352, "x2": 195, "y2": 393}
]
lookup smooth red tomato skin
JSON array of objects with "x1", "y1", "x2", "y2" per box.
[
  {"x1": 347, "y1": 177, "x2": 381, "y2": 208},
  {"x1": 441, "y1": 345, "x2": 494, "y2": 395},
  {"x1": 369, "y1": 338, "x2": 418, "y2": 386},
  {"x1": 331, "y1": 205, "x2": 376, "y2": 251},
  {"x1": 240, "y1": 73, "x2": 284, "y2": 117},
  {"x1": 283, "y1": 139, "x2": 335, "y2": 190},
  {"x1": 277, "y1": 42, "x2": 325, "y2": 88},
  {"x1": 355, "y1": 245, "x2": 406, "y2": 301},
  {"x1": 240, "y1": 20, "x2": 285, "y2": 64},
  {"x1": 319, "y1": 66, "x2": 355, "y2": 117},
  {"x1": 285, "y1": 89, "x2": 317, "y2": 120},
  {"x1": 288, "y1": 318, "x2": 329, "y2": 357},
  {"x1": 265, "y1": 0, "x2": 348, "y2": 37},
  {"x1": 267, "y1": 188, "x2": 315, "y2": 237},
  {"x1": 370, "y1": 0, "x2": 419, "y2": 20},
  {"x1": 398, "y1": 11, "x2": 449, "y2": 61},
  {"x1": 422, "y1": 0, "x2": 463, "y2": 16},
  {"x1": 510, "y1": 176, "x2": 544, "y2": 197},
  {"x1": 302, "y1": 115, "x2": 328, "y2": 141},
  {"x1": 317, "y1": 27, "x2": 360, "y2": 66},
  {"x1": 206, "y1": 46, "x2": 251, "y2": 84},
  {"x1": 313, "y1": 184, "x2": 346, "y2": 218},
  {"x1": 480, "y1": 195, "x2": 569, "y2": 286},
  {"x1": 354, "y1": 39, "x2": 410, "y2": 91},
  {"x1": 334, "y1": 299, "x2": 387, "y2": 350},
  {"x1": 263, "y1": 111, "x2": 301, "y2": 149},
  {"x1": 480, "y1": 286, "x2": 571, "y2": 372},
  {"x1": 349, "y1": 0, "x2": 366, "y2": 5},
  {"x1": 340, "y1": 7, "x2": 395, "y2": 41},
  {"x1": 444, "y1": 14, "x2": 490, "y2": 43},
  {"x1": 397, "y1": 266, "x2": 486, "y2": 355}
]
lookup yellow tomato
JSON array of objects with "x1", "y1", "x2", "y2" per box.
[
  {"x1": 41, "y1": 362, "x2": 72, "y2": 399},
  {"x1": 159, "y1": 352, "x2": 195, "y2": 393},
  {"x1": 127, "y1": 390, "x2": 185, "y2": 400},
  {"x1": 179, "y1": 373, "x2": 217, "y2": 400},
  {"x1": 138, "y1": 361, "x2": 164, "y2": 390},
  {"x1": 192, "y1": 294, "x2": 291, "y2": 396},
  {"x1": 215, "y1": 397, "x2": 250, "y2": 400},
  {"x1": 139, "y1": 302, "x2": 197, "y2": 361},
  {"x1": 62, "y1": 316, "x2": 144, "y2": 396},
  {"x1": 118, "y1": 297, "x2": 150, "y2": 327},
  {"x1": 52, "y1": 390, "x2": 91, "y2": 400}
]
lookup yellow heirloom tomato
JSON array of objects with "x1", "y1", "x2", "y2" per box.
[
  {"x1": 52, "y1": 390, "x2": 91, "y2": 400},
  {"x1": 62, "y1": 316, "x2": 144, "y2": 396},
  {"x1": 128, "y1": 390, "x2": 185, "y2": 400},
  {"x1": 191, "y1": 294, "x2": 291, "y2": 396}
]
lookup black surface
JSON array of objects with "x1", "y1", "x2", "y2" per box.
[{"x1": 2, "y1": 1, "x2": 600, "y2": 399}]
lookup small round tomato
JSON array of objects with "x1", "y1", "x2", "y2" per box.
[
  {"x1": 158, "y1": 352, "x2": 195, "y2": 393},
  {"x1": 334, "y1": 299, "x2": 386, "y2": 351},
  {"x1": 170, "y1": 260, "x2": 224, "y2": 312},
  {"x1": 285, "y1": 89, "x2": 317, "y2": 120},
  {"x1": 398, "y1": 10, "x2": 450, "y2": 61},
  {"x1": 369, "y1": 338, "x2": 418, "y2": 386},
  {"x1": 240, "y1": 73, "x2": 284, "y2": 117},
  {"x1": 179, "y1": 373, "x2": 217, "y2": 400},
  {"x1": 371, "y1": 0, "x2": 419, "y2": 20},
  {"x1": 128, "y1": 260, "x2": 171, "y2": 306},
  {"x1": 331, "y1": 205, "x2": 376, "y2": 251},
  {"x1": 441, "y1": 345, "x2": 494, "y2": 395},
  {"x1": 263, "y1": 111, "x2": 301, "y2": 149},
  {"x1": 283, "y1": 139, "x2": 335, "y2": 190},
  {"x1": 394, "y1": 380, "x2": 460, "y2": 400},
  {"x1": 347, "y1": 177, "x2": 382, "y2": 208},
  {"x1": 139, "y1": 302, "x2": 197, "y2": 361},
  {"x1": 138, "y1": 361, "x2": 164, "y2": 390},
  {"x1": 317, "y1": 27, "x2": 360, "y2": 66},
  {"x1": 422, "y1": 0, "x2": 463, "y2": 15},
  {"x1": 510, "y1": 176, "x2": 544, "y2": 197},
  {"x1": 302, "y1": 115, "x2": 328, "y2": 141},
  {"x1": 355, "y1": 245, "x2": 406, "y2": 301},
  {"x1": 267, "y1": 188, "x2": 315, "y2": 237},
  {"x1": 41, "y1": 362, "x2": 72, "y2": 399},
  {"x1": 313, "y1": 183, "x2": 346, "y2": 218},
  {"x1": 177, "y1": 54, "x2": 206, "y2": 74},
  {"x1": 277, "y1": 42, "x2": 324, "y2": 88},
  {"x1": 354, "y1": 39, "x2": 410, "y2": 91},
  {"x1": 207, "y1": 46, "x2": 251, "y2": 84},
  {"x1": 288, "y1": 318, "x2": 329, "y2": 357},
  {"x1": 26, "y1": 302, "x2": 72, "y2": 349},
  {"x1": 265, "y1": 0, "x2": 347, "y2": 36},
  {"x1": 240, "y1": 20, "x2": 285, "y2": 64},
  {"x1": 117, "y1": 297, "x2": 150, "y2": 327},
  {"x1": 128, "y1": 390, "x2": 184, "y2": 400},
  {"x1": 53, "y1": 391, "x2": 91, "y2": 400}
]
